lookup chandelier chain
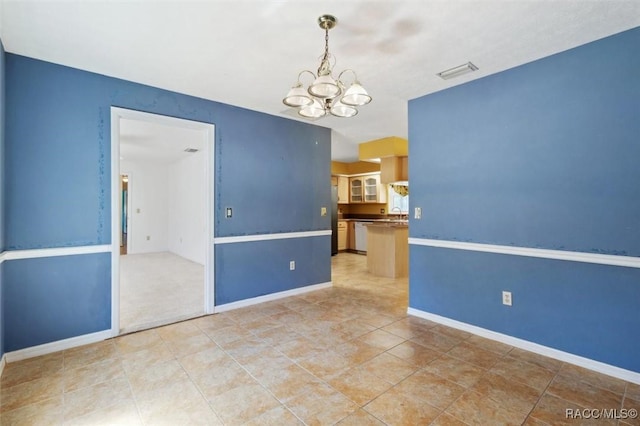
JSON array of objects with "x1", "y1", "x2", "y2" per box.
[
  {"x1": 317, "y1": 27, "x2": 331, "y2": 77},
  {"x1": 324, "y1": 27, "x2": 329, "y2": 60}
]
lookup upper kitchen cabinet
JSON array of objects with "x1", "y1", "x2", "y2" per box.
[
  {"x1": 332, "y1": 160, "x2": 386, "y2": 204},
  {"x1": 365, "y1": 175, "x2": 387, "y2": 203},
  {"x1": 380, "y1": 156, "x2": 408, "y2": 184},
  {"x1": 350, "y1": 177, "x2": 363, "y2": 203},
  {"x1": 364, "y1": 177, "x2": 378, "y2": 202},
  {"x1": 351, "y1": 175, "x2": 386, "y2": 204},
  {"x1": 337, "y1": 176, "x2": 349, "y2": 204}
]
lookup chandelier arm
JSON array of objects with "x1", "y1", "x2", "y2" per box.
[
  {"x1": 297, "y1": 70, "x2": 317, "y2": 84},
  {"x1": 337, "y1": 69, "x2": 358, "y2": 85}
]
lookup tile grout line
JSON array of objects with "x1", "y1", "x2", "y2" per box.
[
  {"x1": 172, "y1": 339, "x2": 226, "y2": 425},
  {"x1": 417, "y1": 340, "x2": 509, "y2": 425},
  {"x1": 214, "y1": 305, "x2": 416, "y2": 424},
  {"x1": 118, "y1": 346, "x2": 147, "y2": 426},
  {"x1": 191, "y1": 316, "x2": 310, "y2": 425},
  {"x1": 518, "y1": 357, "x2": 562, "y2": 425}
]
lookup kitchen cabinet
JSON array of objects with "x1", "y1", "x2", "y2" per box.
[
  {"x1": 337, "y1": 176, "x2": 349, "y2": 204},
  {"x1": 347, "y1": 221, "x2": 356, "y2": 250},
  {"x1": 366, "y1": 223, "x2": 408, "y2": 278},
  {"x1": 338, "y1": 221, "x2": 347, "y2": 250},
  {"x1": 364, "y1": 177, "x2": 377, "y2": 202},
  {"x1": 380, "y1": 156, "x2": 408, "y2": 184},
  {"x1": 350, "y1": 174, "x2": 386, "y2": 204},
  {"x1": 350, "y1": 177, "x2": 363, "y2": 203}
]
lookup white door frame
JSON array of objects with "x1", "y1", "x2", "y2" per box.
[{"x1": 110, "y1": 107, "x2": 215, "y2": 336}]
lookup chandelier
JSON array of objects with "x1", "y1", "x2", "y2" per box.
[{"x1": 282, "y1": 15, "x2": 372, "y2": 119}]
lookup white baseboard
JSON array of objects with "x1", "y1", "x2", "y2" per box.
[
  {"x1": 5, "y1": 329, "x2": 112, "y2": 363},
  {"x1": 407, "y1": 308, "x2": 640, "y2": 385},
  {"x1": 3, "y1": 282, "x2": 332, "y2": 363},
  {"x1": 214, "y1": 281, "x2": 333, "y2": 313}
]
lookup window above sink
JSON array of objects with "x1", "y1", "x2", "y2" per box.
[{"x1": 388, "y1": 186, "x2": 409, "y2": 215}]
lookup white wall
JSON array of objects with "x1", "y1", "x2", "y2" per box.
[
  {"x1": 167, "y1": 151, "x2": 205, "y2": 265},
  {"x1": 120, "y1": 160, "x2": 170, "y2": 254}
]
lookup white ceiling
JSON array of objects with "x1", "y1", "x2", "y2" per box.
[
  {"x1": 119, "y1": 118, "x2": 205, "y2": 165},
  {"x1": 2, "y1": 1, "x2": 639, "y2": 162}
]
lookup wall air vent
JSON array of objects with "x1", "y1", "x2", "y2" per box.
[
  {"x1": 184, "y1": 148, "x2": 199, "y2": 153},
  {"x1": 437, "y1": 62, "x2": 478, "y2": 80}
]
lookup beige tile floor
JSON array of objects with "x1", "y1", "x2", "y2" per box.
[
  {"x1": 1, "y1": 252, "x2": 639, "y2": 425},
  {"x1": 120, "y1": 252, "x2": 204, "y2": 334}
]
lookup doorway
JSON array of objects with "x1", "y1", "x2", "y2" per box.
[
  {"x1": 120, "y1": 174, "x2": 129, "y2": 255},
  {"x1": 110, "y1": 108, "x2": 215, "y2": 336}
]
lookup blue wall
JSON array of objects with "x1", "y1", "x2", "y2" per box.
[
  {"x1": 215, "y1": 236, "x2": 330, "y2": 305},
  {"x1": 216, "y1": 112, "x2": 330, "y2": 237},
  {"x1": 3, "y1": 54, "x2": 332, "y2": 351},
  {"x1": 408, "y1": 27, "x2": 640, "y2": 372},
  {"x1": 4, "y1": 254, "x2": 111, "y2": 352}
]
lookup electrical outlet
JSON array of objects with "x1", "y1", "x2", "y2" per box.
[
  {"x1": 414, "y1": 207, "x2": 422, "y2": 219},
  {"x1": 289, "y1": 260, "x2": 295, "y2": 271},
  {"x1": 502, "y1": 291, "x2": 512, "y2": 306}
]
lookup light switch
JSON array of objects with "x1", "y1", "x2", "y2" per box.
[
  {"x1": 414, "y1": 207, "x2": 422, "y2": 219},
  {"x1": 321, "y1": 207, "x2": 327, "y2": 216},
  {"x1": 226, "y1": 207, "x2": 233, "y2": 218}
]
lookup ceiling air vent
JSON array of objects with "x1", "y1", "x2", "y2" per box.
[
  {"x1": 184, "y1": 148, "x2": 199, "y2": 153},
  {"x1": 437, "y1": 62, "x2": 478, "y2": 80}
]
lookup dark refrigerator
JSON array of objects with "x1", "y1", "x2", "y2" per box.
[{"x1": 331, "y1": 186, "x2": 338, "y2": 255}]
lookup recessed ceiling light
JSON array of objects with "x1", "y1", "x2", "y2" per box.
[{"x1": 437, "y1": 62, "x2": 478, "y2": 80}]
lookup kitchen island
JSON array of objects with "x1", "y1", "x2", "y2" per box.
[{"x1": 365, "y1": 222, "x2": 408, "y2": 278}]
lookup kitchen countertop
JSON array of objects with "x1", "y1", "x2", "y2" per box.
[
  {"x1": 364, "y1": 221, "x2": 408, "y2": 228},
  {"x1": 340, "y1": 218, "x2": 408, "y2": 224}
]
